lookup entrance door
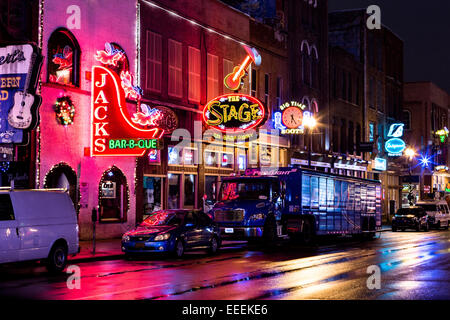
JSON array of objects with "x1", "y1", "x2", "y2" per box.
[{"x1": 143, "y1": 176, "x2": 164, "y2": 220}]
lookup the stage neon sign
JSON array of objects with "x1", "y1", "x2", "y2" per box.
[
  {"x1": 202, "y1": 94, "x2": 266, "y2": 134},
  {"x1": 91, "y1": 65, "x2": 164, "y2": 157}
]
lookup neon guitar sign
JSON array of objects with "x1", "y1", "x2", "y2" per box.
[{"x1": 224, "y1": 45, "x2": 261, "y2": 91}]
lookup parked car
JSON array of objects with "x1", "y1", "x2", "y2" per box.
[
  {"x1": 121, "y1": 209, "x2": 221, "y2": 258},
  {"x1": 415, "y1": 200, "x2": 450, "y2": 230},
  {"x1": 0, "y1": 189, "x2": 79, "y2": 273},
  {"x1": 392, "y1": 207, "x2": 430, "y2": 232}
]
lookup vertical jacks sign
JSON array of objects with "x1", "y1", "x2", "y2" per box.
[
  {"x1": 0, "y1": 44, "x2": 42, "y2": 144},
  {"x1": 91, "y1": 66, "x2": 164, "y2": 156}
]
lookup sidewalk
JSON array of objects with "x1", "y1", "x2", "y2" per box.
[
  {"x1": 68, "y1": 225, "x2": 392, "y2": 263},
  {"x1": 69, "y1": 238, "x2": 124, "y2": 263}
]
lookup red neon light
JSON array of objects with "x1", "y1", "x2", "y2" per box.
[
  {"x1": 202, "y1": 93, "x2": 267, "y2": 134},
  {"x1": 91, "y1": 65, "x2": 164, "y2": 157}
]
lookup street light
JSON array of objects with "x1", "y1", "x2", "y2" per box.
[
  {"x1": 404, "y1": 147, "x2": 416, "y2": 161},
  {"x1": 303, "y1": 114, "x2": 317, "y2": 168}
]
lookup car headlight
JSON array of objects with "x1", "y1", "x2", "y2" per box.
[
  {"x1": 122, "y1": 235, "x2": 130, "y2": 242},
  {"x1": 248, "y1": 213, "x2": 265, "y2": 221},
  {"x1": 154, "y1": 233, "x2": 171, "y2": 241}
]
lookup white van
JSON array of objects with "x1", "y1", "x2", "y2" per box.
[
  {"x1": 416, "y1": 200, "x2": 450, "y2": 230},
  {"x1": 0, "y1": 189, "x2": 79, "y2": 272}
]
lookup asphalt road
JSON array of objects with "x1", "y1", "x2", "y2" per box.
[{"x1": 1, "y1": 230, "x2": 449, "y2": 300}]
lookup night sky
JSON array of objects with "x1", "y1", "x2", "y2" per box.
[{"x1": 329, "y1": 0, "x2": 450, "y2": 94}]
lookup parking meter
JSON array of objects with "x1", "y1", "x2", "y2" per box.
[{"x1": 91, "y1": 207, "x2": 98, "y2": 222}]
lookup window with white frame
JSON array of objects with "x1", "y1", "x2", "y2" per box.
[
  {"x1": 145, "y1": 30, "x2": 162, "y2": 93},
  {"x1": 188, "y1": 46, "x2": 201, "y2": 103},
  {"x1": 223, "y1": 58, "x2": 234, "y2": 94},
  {"x1": 168, "y1": 39, "x2": 182, "y2": 98},
  {"x1": 207, "y1": 53, "x2": 219, "y2": 101}
]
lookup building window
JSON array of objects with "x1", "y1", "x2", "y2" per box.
[
  {"x1": 205, "y1": 176, "x2": 218, "y2": 202},
  {"x1": 251, "y1": 68, "x2": 257, "y2": 97},
  {"x1": 356, "y1": 124, "x2": 362, "y2": 156},
  {"x1": 168, "y1": 173, "x2": 181, "y2": 209},
  {"x1": 355, "y1": 75, "x2": 360, "y2": 106},
  {"x1": 369, "y1": 77, "x2": 375, "y2": 109},
  {"x1": 223, "y1": 58, "x2": 234, "y2": 94},
  {"x1": 377, "y1": 80, "x2": 383, "y2": 113},
  {"x1": 369, "y1": 122, "x2": 375, "y2": 142},
  {"x1": 168, "y1": 146, "x2": 182, "y2": 165},
  {"x1": 348, "y1": 121, "x2": 354, "y2": 154},
  {"x1": 183, "y1": 174, "x2": 196, "y2": 208},
  {"x1": 348, "y1": 73, "x2": 352, "y2": 103},
  {"x1": 99, "y1": 166, "x2": 129, "y2": 223},
  {"x1": 47, "y1": 28, "x2": 80, "y2": 86},
  {"x1": 188, "y1": 46, "x2": 201, "y2": 103},
  {"x1": 340, "y1": 119, "x2": 347, "y2": 154},
  {"x1": 145, "y1": 30, "x2": 162, "y2": 93},
  {"x1": 264, "y1": 73, "x2": 270, "y2": 107},
  {"x1": 207, "y1": 53, "x2": 219, "y2": 101},
  {"x1": 342, "y1": 70, "x2": 347, "y2": 100},
  {"x1": 332, "y1": 66, "x2": 337, "y2": 99},
  {"x1": 168, "y1": 39, "x2": 182, "y2": 98},
  {"x1": 276, "y1": 76, "x2": 282, "y2": 107}
]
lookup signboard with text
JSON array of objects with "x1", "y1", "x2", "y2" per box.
[{"x1": 0, "y1": 44, "x2": 43, "y2": 144}]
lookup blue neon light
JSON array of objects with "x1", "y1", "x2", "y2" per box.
[{"x1": 385, "y1": 138, "x2": 406, "y2": 156}]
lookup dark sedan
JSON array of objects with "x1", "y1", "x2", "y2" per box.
[
  {"x1": 392, "y1": 207, "x2": 430, "y2": 232},
  {"x1": 121, "y1": 209, "x2": 221, "y2": 257}
]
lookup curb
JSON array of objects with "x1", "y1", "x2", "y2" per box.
[{"x1": 68, "y1": 253, "x2": 124, "y2": 264}]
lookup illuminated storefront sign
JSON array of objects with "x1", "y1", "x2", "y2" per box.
[
  {"x1": 385, "y1": 123, "x2": 406, "y2": 156},
  {"x1": 273, "y1": 101, "x2": 308, "y2": 135},
  {"x1": 435, "y1": 165, "x2": 448, "y2": 172},
  {"x1": 373, "y1": 157, "x2": 387, "y2": 171},
  {"x1": 435, "y1": 127, "x2": 449, "y2": 143},
  {"x1": 203, "y1": 94, "x2": 266, "y2": 137},
  {"x1": 0, "y1": 44, "x2": 43, "y2": 144},
  {"x1": 91, "y1": 65, "x2": 164, "y2": 156},
  {"x1": 385, "y1": 138, "x2": 406, "y2": 156}
]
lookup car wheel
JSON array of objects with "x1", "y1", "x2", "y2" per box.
[
  {"x1": 416, "y1": 222, "x2": 421, "y2": 232},
  {"x1": 424, "y1": 223, "x2": 429, "y2": 232},
  {"x1": 47, "y1": 242, "x2": 68, "y2": 274},
  {"x1": 174, "y1": 240, "x2": 185, "y2": 258},
  {"x1": 437, "y1": 221, "x2": 441, "y2": 230},
  {"x1": 208, "y1": 236, "x2": 219, "y2": 255},
  {"x1": 392, "y1": 226, "x2": 397, "y2": 232},
  {"x1": 446, "y1": 221, "x2": 450, "y2": 230}
]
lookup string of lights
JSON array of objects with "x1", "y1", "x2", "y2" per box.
[{"x1": 141, "y1": 0, "x2": 249, "y2": 48}]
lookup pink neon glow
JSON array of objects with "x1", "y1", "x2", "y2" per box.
[
  {"x1": 94, "y1": 50, "x2": 125, "y2": 67},
  {"x1": 232, "y1": 55, "x2": 250, "y2": 82},
  {"x1": 120, "y1": 71, "x2": 141, "y2": 100}
]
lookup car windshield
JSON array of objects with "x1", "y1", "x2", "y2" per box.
[
  {"x1": 141, "y1": 211, "x2": 184, "y2": 226},
  {"x1": 396, "y1": 208, "x2": 424, "y2": 217},
  {"x1": 416, "y1": 204, "x2": 437, "y2": 212},
  {"x1": 219, "y1": 180, "x2": 271, "y2": 201}
]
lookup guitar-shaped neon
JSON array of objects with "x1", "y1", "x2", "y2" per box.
[
  {"x1": 7, "y1": 52, "x2": 36, "y2": 129},
  {"x1": 224, "y1": 45, "x2": 261, "y2": 91}
]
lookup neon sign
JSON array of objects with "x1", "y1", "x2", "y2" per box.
[
  {"x1": 203, "y1": 94, "x2": 266, "y2": 134},
  {"x1": 385, "y1": 123, "x2": 406, "y2": 156},
  {"x1": 435, "y1": 127, "x2": 449, "y2": 143},
  {"x1": 385, "y1": 138, "x2": 406, "y2": 156},
  {"x1": 224, "y1": 45, "x2": 261, "y2": 91},
  {"x1": 273, "y1": 101, "x2": 307, "y2": 135},
  {"x1": 91, "y1": 65, "x2": 164, "y2": 157}
]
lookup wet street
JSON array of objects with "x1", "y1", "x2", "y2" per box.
[{"x1": 1, "y1": 230, "x2": 449, "y2": 300}]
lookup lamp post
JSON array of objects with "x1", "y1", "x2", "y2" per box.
[{"x1": 303, "y1": 114, "x2": 317, "y2": 168}]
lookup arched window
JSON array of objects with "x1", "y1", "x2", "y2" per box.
[
  {"x1": 98, "y1": 42, "x2": 130, "y2": 76},
  {"x1": 47, "y1": 28, "x2": 80, "y2": 86},
  {"x1": 44, "y1": 162, "x2": 79, "y2": 211},
  {"x1": 301, "y1": 40, "x2": 310, "y2": 84},
  {"x1": 98, "y1": 166, "x2": 129, "y2": 223}
]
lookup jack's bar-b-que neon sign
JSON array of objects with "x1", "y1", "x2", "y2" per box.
[{"x1": 91, "y1": 65, "x2": 164, "y2": 156}]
